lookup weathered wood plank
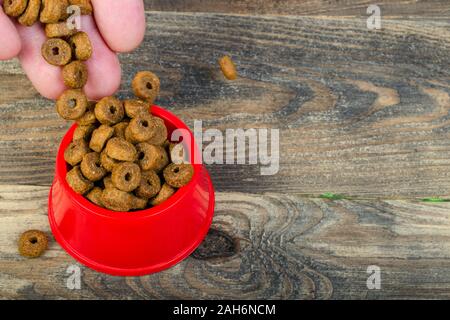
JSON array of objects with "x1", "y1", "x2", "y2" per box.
[
  {"x1": 1, "y1": 185, "x2": 450, "y2": 299},
  {"x1": 1, "y1": 13, "x2": 450, "y2": 198},
  {"x1": 144, "y1": 0, "x2": 450, "y2": 17}
]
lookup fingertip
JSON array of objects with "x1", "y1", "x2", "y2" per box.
[
  {"x1": 0, "y1": 10, "x2": 22, "y2": 60},
  {"x1": 92, "y1": 0, "x2": 146, "y2": 53}
]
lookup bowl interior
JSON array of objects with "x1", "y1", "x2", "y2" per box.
[{"x1": 56, "y1": 106, "x2": 201, "y2": 219}]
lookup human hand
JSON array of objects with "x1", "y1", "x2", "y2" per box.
[{"x1": 0, "y1": 0, "x2": 146, "y2": 100}]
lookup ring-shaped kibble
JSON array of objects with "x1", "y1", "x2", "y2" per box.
[
  {"x1": 56, "y1": 89, "x2": 87, "y2": 120},
  {"x1": 111, "y1": 162, "x2": 141, "y2": 192},
  {"x1": 100, "y1": 150, "x2": 119, "y2": 172},
  {"x1": 3, "y1": 0, "x2": 28, "y2": 17},
  {"x1": 113, "y1": 121, "x2": 129, "y2": 139},
  {"x1": 18, "y1": 230, "x2": 48, "y2": 258},
  {"x1": 73, "y1": 124, "x2": 95, "y2": 141},
  {"x1": 64, "y1": 139, "x2": 89, "y2": 166},
  {"x1": 68, "y1": 31, "x2": 92, "y2": 61},
  {"x1": 45, "y1": 21, "x2": 78, "y2": 38},
  {"x1": 17, "y1": 0, "x2": 41, "y2": 26},
  {"x1": 124, "y1": 99, "x2": 150, "y2": 118},
  {"x1": 101, "y1": 187, "x2": 134, "y2": 212},
  {"x1": 163, "y1": 163, "x2": 194, "y2": 188},
  {"x1": 81, "y1": 152, "x2": 107, "y2": 182},
  {"x1": 150, "y1": 183, "x2": 175, "y2": 206},
  {"x1": 146, "y1": 117, "x2": 168, "y2": 146},
  {"x1": 66, "y1": 166, "x2": 94, "y2": 194},
  {"x1": 132, "y1": 71, "x2": 160, "y2": 103},
  {"x1": 63, "y1": 61, "x2": 88, "y2": 89},
  {"x1": 42, "y1": 38, "x2": 72, "y2": 66},
  {"x1": 89, "y1": 124, "x2": 114, "y2": 153},
  {"x1": 40, "y1": 0, "x2": 68, "y2": 23},
  {"x1": 86, "y1": 187, "x2": 104, "y2": 208},
  {"x1": 105, "y1": 137, "x2": 137, "y2": 162},
  {"x1": 95, "y1": 96, "x2": 124, "y2": 125},
  {"x1": 135, "y1": 170, "x2": 161, "y2": 199},
  {"x1": 126, "y1": 115, "x2": 159, "y2": 143},
  {"x1": 136, "y1": 143, "x2": 169, "y2": 172}
]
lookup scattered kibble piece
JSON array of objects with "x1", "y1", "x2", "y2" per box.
[
  {"x1": 219, "y1": 55, "x2": 238, "y2": 80},
  {"x1": 18, "y1": 230, "x2": 48, "y2": 258}
]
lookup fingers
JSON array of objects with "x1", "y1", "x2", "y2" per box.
[
  {"x1": 92, "y1": 0, "x2": 145, "y2": 53},
  {"x1": 0, "y1": 6, "x2": 22, "y2": 60},
  {"x1": 77, "y1": 15, "x2": 121, "y2": 100},
  {"x1": 17, "y1": 16, "x2": 121, "y2": 100}
]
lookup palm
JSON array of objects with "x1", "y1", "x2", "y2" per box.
[{"x1": 0, "y1": 0, "x2": 145, "y2": 100}]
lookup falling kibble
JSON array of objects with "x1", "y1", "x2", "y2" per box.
[{"x1": 219, "y1": 55, "x2": 238, "y2": 80}]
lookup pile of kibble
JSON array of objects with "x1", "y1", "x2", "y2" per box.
[{"x1": 4, "y1": 0, "x2": 194, "y2": 213}]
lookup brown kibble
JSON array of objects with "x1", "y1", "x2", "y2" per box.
[
  {"x1": 95, "y1": 96, "x2": 124, "y2": 125},
  {"x1": 111, "y1": 162, "x2": 141, "y2": 192},
  {"x1": 68, "y1": 31, "x2": 92, "y2": 61},
  {"x1": 18, "y1": 0, "x2": 41, "y2": 26},
  {"x1": 100, "y1": 150, "x2": 119, "y2": 172},
  {"x1": 45, "y1": 21, "x2": 78, "y2": 38},
  {"x1": 18, "y1": 230, "x2": 48, "y2": 258},
  {"x1": 42, "y1": 38, "x2": 72, "y2": 66},
  {"x1": 146, "y1": 117, "x2": 167, "y2": 146},
  {"x1": 64, "y1": 139, "x2": 89, "y2": 166},
  {"x1": 101, "y1": 187, "x2": 135, "y2": 212},
  {"x1": 163, "y1": 163, "x2": 194, "y2": 188},
  {"x1": 219, "y1": 55, "x2": 237, "y2": 80},
  {"x1": 86, "y1": 187, "x2": 104, "y2": 207},
  {"x1": 56, "y1": 89, "x2": 87, "y2": 120},
  {"x1": 40, "y1": 0, "x2": 68, "y2": 23},
  {"x1": 126, "y1": 115, "x2": 160, "y2": 144},
  {"x1": 76, "y1": 100, "x2": 96, "y2": 125},
  {"x1": 124, "y1": 99, "x2": 150, "y2": 118},
  {"x1": 136, "y1": 143, "x2": 169, "y2": 172},
  {"x1": 132, "y1": 196, "x2": 148, "y2": 210},
  {"x1": 68, "y1": 0, "x2": 92, "y2": 15},
  {"x1": 113, "y1": 121, "x2": 129, "y2": 139},
  {"x1": 81, "y1": 152, "x2": 106, "y2": 182},
  {"x1": 135, "y1": 170, "x2": 161, "y2": 199},
  {"x1": 103, "y1": 175, "x2": 114, "y2": 189},
  {"x1": 105, "y1": 137, "x2": 137, "y2": 162},
  {"x1": 150, "y1": 183, "x2": 175, "y2": 206},
  {"x1": 66, "y1": 166, "x2": 94, "y2": 194},
  {"x1": 89, "y1": 124, "x2": 114, "y2": 152},
  {"x1": 132, "y1": 71, "x2": 160, "y2": 103},
  {"x1": 73, "y1": 124, "x2": 95, "y2": 141},
  {"x1": 3, "y1": 0, "x2": 28, "y2": 17},
  {"x1": 63, "y1": 60, "x2": 88, "y2": 89}
]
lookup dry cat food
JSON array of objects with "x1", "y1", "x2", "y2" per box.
[
  {"x1": 18, "y1": 230, "x2": 48, "y2": 258},
  {"x1": 3, "y1": 0, "x2": 193, "y2": 211},
  {"x1": 219, "y1": 55, "x2": 238, "y2": 80},
  {"x1": 60, "y1": 71, "x2": 194, "y2": 212}
]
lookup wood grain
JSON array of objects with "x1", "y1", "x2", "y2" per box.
[
  {"x1": 1, "y1": 185, "x2": 450, "y2": 299},
  {"x1": 145, "y1": 0, "x2": 450, "y2": 17},
  {"x1": 1, "y1": 13, "x2": 450, "y2": 198}
]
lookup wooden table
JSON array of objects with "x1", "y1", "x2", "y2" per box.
[{"x1": 1, "y1": 0, "x2": 450, "y2": 299}]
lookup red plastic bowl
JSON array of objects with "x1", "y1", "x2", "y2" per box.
[{"x1": 48, "y1": 106, "x2": 215, "y2": 276}]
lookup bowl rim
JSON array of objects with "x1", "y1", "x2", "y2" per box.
[{"x1": 56, "y1": 105, "x2": 202, "y2": 220}]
